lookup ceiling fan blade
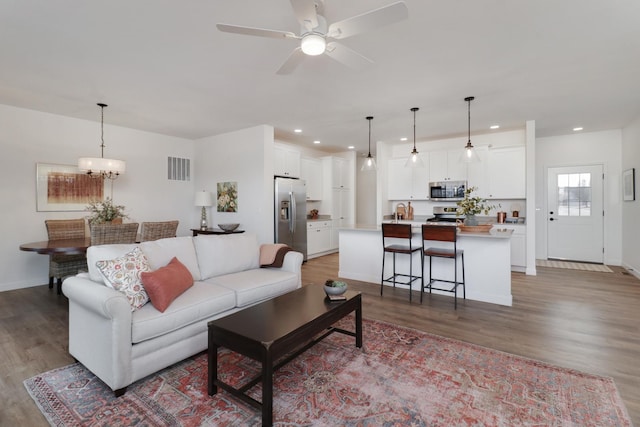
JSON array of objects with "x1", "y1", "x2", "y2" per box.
[
  {"x1": 216, "y1": 23, "x2": 298, "y2": 40},
  {"x1": 327, "y1": 1, "x2": 408, "y2": 40},
  {"x1": 276, "y1": 47, "x2": 307, "y2": 75},
  {"x1": 290, "y1": 0, "x2": 318, "y2": 31},
  {"x1": 325, "y1": 42, "x2": 373, "y2": 69}
]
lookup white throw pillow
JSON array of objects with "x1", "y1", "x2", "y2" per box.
[
  {"x1": 95, "y1": 247, "x2": 151, "y2": 311},
  {"x1": 139, "y1": 236, "x2": 201, "y2": 281},
  {"x1": 194, "y1": 233, "x2": 260, "y2": 280},
  {"x1": 87, "y1": 244, "x2": 138, "y2": 284}
]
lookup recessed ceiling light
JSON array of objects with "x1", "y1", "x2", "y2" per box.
[
  {"x1": 490, "y1": 125, "x2": 500, "y2": 129},
  {"x1": 573, "y1": 127, "x2": 583, "y2": 131},
  {"x1": 294, "y1": 129, "x2": 302, "y2": 133},
  {"x1": 400, "y1": 137, "x2": 408, "y2": 141},
  {"x1": 348, "y1": 146, "x2": 355, "y2": 150},
  {"x1": 313, "y1": 140, "x2": 320, "y2": 144}
]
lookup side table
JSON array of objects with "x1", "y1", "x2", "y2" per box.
[{"x1": 191, "y1": 228, "x2": 245, "y2": 236}]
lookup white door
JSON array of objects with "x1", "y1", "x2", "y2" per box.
[{"x1": 547, "y1": 165, "x2": 604, "y2": 263}]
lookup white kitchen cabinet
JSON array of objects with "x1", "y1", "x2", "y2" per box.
[
  {"x1": 466, "y1": 146, "x2": 489, "y2": 198},
  {"x1": 274, "y1": 144, "x2": 301, "y2": 178},
  {"x1": 387, "y1": 157, "x2": 429, "y2": 200},
  {"x1": 429, "y1": 149, "x2": 467, "y2": 182},
  {"x1": 300, "y1": 157, "x2": 322, "y2": 200},
  {"x1": 330, "y1": 157, "x2": 350, "y2": 189},
  {"x1": 330, "y1": 188, "x2": 353, "y2": 250},
  {"x1": 494, "y1": 224, "x2": 526, "y2": 271},
  {"x1": 307, "y1": 220, "x2": 332, "y2": 258},
  {"x1": 487, "y1": 146, "x2": 525, "y2": 199}
]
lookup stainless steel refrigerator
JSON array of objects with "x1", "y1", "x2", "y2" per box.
[{"x1": 274, "y1": 177, "x2": 307, "y2": 260}]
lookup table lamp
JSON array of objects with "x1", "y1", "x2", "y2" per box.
[{"x1": 194, "y1": 190, "x2": 214, "y2": 230}]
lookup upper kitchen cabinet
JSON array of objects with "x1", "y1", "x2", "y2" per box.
[
  {"x1": 429, "y1": 149, "x2": 467, "y2": 182},
  {"x1": 300, "y1": 157, "x2": 323, "y2": 200},
  {"x1": 387, "y1": 157, "x2": 429, "y2": 200},
  {"x1": 274, "y1": 144, "x2": 301, "y2": 178},
  {"x1": 323, "y1": 156, "x2": 352, "y2": 189},
  {"x1": 487, "y1": 146, "x2": 525, "y2": 199},
  {"x1": 466, "y1": 146, "x2": 489, "y2": 198}
]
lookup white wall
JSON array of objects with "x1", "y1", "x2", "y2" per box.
[
  {"x1": 356, "y1": 156, "x2": 377, "y2": 226},
  {"x1": 194, "y1": 125, "x2": 275, "y2": 245},
  {"x1": 535, "y1": 129, "x2": 622, "y2": 265},
  {"x1": 1, "y1": 104, "x2": 195, "y2": 292},
  {"x1": 621, "y1": 115, "x2": 640, "y2": 276}
]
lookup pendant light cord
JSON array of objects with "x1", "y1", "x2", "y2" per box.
[
  {"x1": 98, "y1": 103, "x2": 107, "y2": 159},
  {"x1": 366, "y1": 116, "x2": 373, "y2": 156},
  {"x1": 411, "y1": 107, "x2": 419, "y2": 151}
]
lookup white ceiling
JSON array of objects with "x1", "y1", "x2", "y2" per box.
[{"x1": 1, "y1": 0, "x2": 639, "y2": 155}]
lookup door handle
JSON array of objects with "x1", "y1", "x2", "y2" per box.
[{"x1": 549, "y1": 218, "x2": 555, "y2": 221}]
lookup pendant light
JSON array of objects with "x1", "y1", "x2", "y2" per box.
[
  {"x1": 462, "y1": 96, "x2": 480, "y2": 163},
  {"x1": 78, "y1": 103, "x2": 126, "y2": 179},
  {"x1": 405, "y1": 107, "x2": 424, "y2": 168},
  {"x1": 361, "y1": 116, "x2": 377, "y2": 172}
]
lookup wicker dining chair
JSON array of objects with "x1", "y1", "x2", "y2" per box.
[
  {"x1": 45, "y1": 219, "x2": 88, "y2": 295},
  {"x1": 90, "y1": 223, "x2": 139, "y2": 245},
  {"x1": 139, "y1": 220, "x2": 179, "y2": 242}
]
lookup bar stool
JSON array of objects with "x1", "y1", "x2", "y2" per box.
[
  {"x1": 381, "y1": 223, "x2": 422, "y2": 302},
  {"x1": 421, "y1": 224, "x2": 465, "y2": 309}
]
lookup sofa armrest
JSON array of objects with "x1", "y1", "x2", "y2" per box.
[
  {"x1": 62, "y1": 275, "x2": 133, "y2": 391},
  {"x1": 264, "y1": 250, "x2": 303, "y2": 287}
]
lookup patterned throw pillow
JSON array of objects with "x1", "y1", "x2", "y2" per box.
[{"x1": 96, "y1": 247, "x2": 151, "y2": 311}]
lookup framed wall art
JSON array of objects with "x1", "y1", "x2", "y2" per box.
[
  {"x1": 623, "y1": 168, "x2": 635, "y2": 201},
  {"x1": 36, "y1": 163, "x2": 106, "y2": 211},
  {"x1": 217, "y1": 181, "x2": 238, "y2": 212}
]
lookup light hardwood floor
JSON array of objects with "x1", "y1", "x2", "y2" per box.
[{"x1": 1, "y1": 254, "x2": 639, "y2": 425}]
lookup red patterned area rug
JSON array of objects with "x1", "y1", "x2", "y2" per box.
[{"x1": 25, "y1": 318, "x2": 631, "y2": 426}]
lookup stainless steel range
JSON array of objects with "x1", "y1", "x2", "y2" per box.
[{"x1": 426, "y1": 206, "x2": 463, "y2": 223}]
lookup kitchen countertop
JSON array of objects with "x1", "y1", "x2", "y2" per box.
[{"x1": 343, "y1": 224, "x2": 513, "y2": 239}]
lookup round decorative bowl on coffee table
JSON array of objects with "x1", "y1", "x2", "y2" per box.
[{"x1": 324, "y1": 280, "x2": 348, "y2": 295}]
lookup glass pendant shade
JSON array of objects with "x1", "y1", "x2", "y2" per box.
[
  {"x1": 405, "y1": 107, "x2": 424, "y2": 168},
  {"x1": 361, "y1": 116, "x2": 377, "y2": 172},
  {"x1": 361, "y1": 154, "x2": 377, "y2": 171}
]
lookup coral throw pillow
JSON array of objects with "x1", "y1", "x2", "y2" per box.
[
  {"x1": 95, "y1": 247, "x2": 151, "y2": 311},
  {"x1": 141, "y1": 257, "x2": 194, "y2": 313}
]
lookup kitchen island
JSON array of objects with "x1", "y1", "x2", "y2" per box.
[{"x1": 338, "y1": 223, "x2": 513, "y2": 306}]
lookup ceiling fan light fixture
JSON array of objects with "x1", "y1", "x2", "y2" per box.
[{"x1": 301, "y1": 33, "x2": 326, "y2": 55}]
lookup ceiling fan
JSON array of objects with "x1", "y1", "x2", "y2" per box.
[{"x1": 216, "y1": 0, "x2": 408, "y2": 74}]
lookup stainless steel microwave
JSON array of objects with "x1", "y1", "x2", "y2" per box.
[{"x1": 429, "y1": 181, "x2": 467, "y2": 201}]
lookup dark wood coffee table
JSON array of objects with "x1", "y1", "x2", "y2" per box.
[{"x1": 207, "y1": 284, "x2": 362, "y2": 427}]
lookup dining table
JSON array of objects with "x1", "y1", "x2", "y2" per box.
[{"x1": 19, "y1": 237, "x2": 92, "y2": 255}]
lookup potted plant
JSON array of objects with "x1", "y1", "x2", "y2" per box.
[
  {"x1": 456, "y1": 187, "x2": 497, "y2": 226},
  {"x1": 86, "y1": 197, "x2": 128, "y2": 225}
]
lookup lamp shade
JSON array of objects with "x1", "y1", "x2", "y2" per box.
[
  {"x1": 194, "y1": 190, "x2": 213, "y2": 207},
  {"x1": 78, "y1": 157, "x2": 126, "y2": 174}
]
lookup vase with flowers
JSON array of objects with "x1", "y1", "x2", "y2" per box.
[
  {"x1": 85, "y1": 197, "x2": 128, "y2": 225},
  {"x1": 456, "y1": 187, "x2": 498, "y2": 226}
]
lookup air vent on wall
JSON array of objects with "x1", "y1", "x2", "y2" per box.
[{"x1": 167, "y1": 157, "x2": 190, "y2": 181}]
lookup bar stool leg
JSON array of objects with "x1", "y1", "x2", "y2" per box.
[
  {"x1": 420, "y1": 252, "x2": 424, "y2": 304},
  {"x1": 454, "y1": 253, "x2": 457, "y2": 310},
  {"x1": 381, "y1": 251, "x2": 386, "y2": 296},
  {"x1": 462, "y1": 253, "x2": 466, "y2": 299},
  {"x1": 409, "y1": 252, "x2": 412, "y2": 303}
]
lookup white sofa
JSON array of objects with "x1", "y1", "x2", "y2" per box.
[{"x1": 62, "y1": 233, "x2": 303, "y2": 395}]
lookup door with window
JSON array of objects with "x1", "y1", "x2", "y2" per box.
[{"x1": 547, "y1": 165, "x2": 603, "y2": 263}]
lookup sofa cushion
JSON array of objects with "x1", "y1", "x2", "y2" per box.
[
  {"x1": 207, "y1": 268, "x2": 298, "y2": 308},
  {"x1": 141, "y1": 257, "x2": 194, "y2": 313},
  {"x1": 194, "y1": 233, "x2": 260, "y2": 280},
  {"x1": 131, "y1": 281, "x2": 236, "y2": 344},
  {"x1": 87, "y1": 244, "x2": 138, "y2": 284},
  {"x1": 95, "y1": 247, "x2": 151, "y2": 311},
  {"x1": 139, "y1": 236, "x2": 201, "y2": 281}
]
